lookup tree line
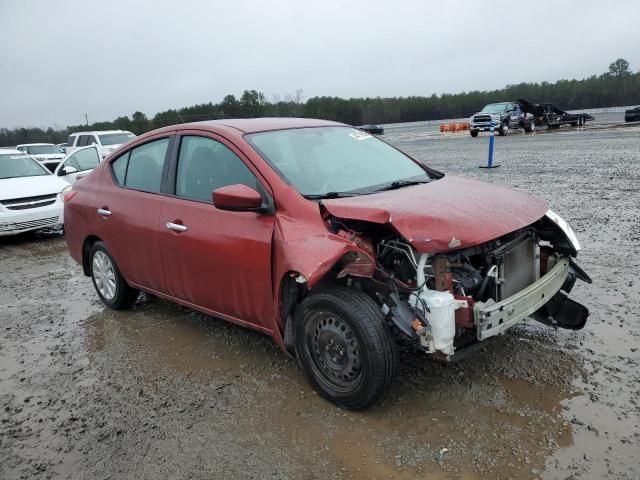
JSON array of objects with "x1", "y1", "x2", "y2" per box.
[{"x1": 1, "y1": 59, "x2": 637, "y2": 147}]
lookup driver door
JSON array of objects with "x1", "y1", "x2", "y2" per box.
[{"x1": 55, "y1": 145, "x2": 101, "y2": 184}]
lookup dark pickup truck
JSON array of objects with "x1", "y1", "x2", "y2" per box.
[
  {"x1": 469, "y1": 99, "x2": 594, "y2": 137},
  {"x1": 625, "y1": 106, "x2": 640, "y2": 122}
]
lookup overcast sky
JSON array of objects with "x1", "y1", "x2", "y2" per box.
[{"x1": 1, "y1": 0, "x2": 638, "y2": 129}]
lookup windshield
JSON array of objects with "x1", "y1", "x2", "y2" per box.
[
  {"x1": 246, "y1": 126, "x2": 430, "y2": 197},
  {"x1": 26, "y1": 145, "x2": 61, "y2": 155},
  {"x1": 0, "y1": 154, "x2": 50, "y2": 179},
  {"x1": 480, "y1": 103, "x2": 512, "y2": 113},
  {"x1": 98, "y1": 132, "x2": 135, "y2": 146}
]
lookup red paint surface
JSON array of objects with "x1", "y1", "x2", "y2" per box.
[
  {"x1": 64, "y1": 118, "x2": 549, "y2": 349},
  {"x1": 323, "y1": 176, "x2": 548, "y2": 253}
]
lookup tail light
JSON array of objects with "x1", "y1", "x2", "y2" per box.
[{"x1": 63, "y1": 190, "x2": 78, "y2": 202}]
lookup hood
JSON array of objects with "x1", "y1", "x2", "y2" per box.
[
  {"x1": 322, "y1": 176, "x2": 547, "y2": 253},
  {"x1": 0, "y1": 175, "x2": 68, "y2": 201}
]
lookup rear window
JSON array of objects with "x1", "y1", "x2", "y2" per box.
[
  {"x1": 111, "y1": 151, "x2": 129, "y2": 185},
  {"x1": 123, "y1": 138, "x2": 170, "y2": 193},
  {"x1": 98, "y1": 132, "x2": 135, "y2": 146}
]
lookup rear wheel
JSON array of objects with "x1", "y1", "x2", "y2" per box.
[
  {"x1": 294, "y1": 287, "x2": 397, "y2": 410},
  {"x1": 470, "y1": 130, "x2": 479, "y2": 137},
  {"x1": 90, "y1": 241, "x2": 138, "y2": 309}
]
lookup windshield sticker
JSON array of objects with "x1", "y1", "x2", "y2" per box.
[{"x1": 349, "y1": 132, "x2": 372, "y2": 141}]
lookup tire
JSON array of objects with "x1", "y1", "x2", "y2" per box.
[
  {"x1": 89, "y1": 241, "x2": 139, "y2": 310},
  {"x1": 524, "y1": 120, "x2": 535, "y2": 133},
  {"x1": 498, "y1": 121, "x2": 509, "y2": 136},
  {"x1": 470, "y1": 130, "x2": 479, "y2": 137},
  {"x1": 294, "y1": 286, "x2": 397, "y2": 410}
]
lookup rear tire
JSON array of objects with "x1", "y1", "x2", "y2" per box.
[
  {"x1": 89, "y1": 241, "x2": 139, "y2": 310},
  {"x1": 294, "y1": 286, "x2": 397, "y2": 410},
  {"x1": 470, "y1": 130, "x2": 479, "y2": 137}
]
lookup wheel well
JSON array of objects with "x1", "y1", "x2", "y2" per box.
[{"x1": 82, "y1": 235, "x2": 101, "y2": 276}]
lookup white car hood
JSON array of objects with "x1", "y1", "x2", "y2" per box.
[{"x1": 0, "y1": 175, "x2": 68, "y2": 201}]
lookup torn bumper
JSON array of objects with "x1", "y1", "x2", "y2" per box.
[{"x1": 474, "y1": 258, "x2": 578, "y2": 340}]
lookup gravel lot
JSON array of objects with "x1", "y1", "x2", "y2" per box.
[{"x1": 1, "y1": 121, "x2": 639, "y2": 479}]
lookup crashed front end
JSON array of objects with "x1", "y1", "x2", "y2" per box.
[{"x1": 324, "y1": 209, "x2": 591, "y2": 359}]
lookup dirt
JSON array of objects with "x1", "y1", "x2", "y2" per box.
[{"x1": 1, "y1": 124, "x2": 639, "y2": 479}]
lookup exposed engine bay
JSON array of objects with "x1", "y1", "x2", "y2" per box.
[{"x1": 324, "y1": 211, "x2": 592, "y2": 359}]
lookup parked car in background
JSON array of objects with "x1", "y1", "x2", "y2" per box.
[
  {"x1": 624, "y1": 106, "x2": 640, "y2": 122},
  {"x1": 66, "y1": 130, "x2": 136, "y2": 158},
  {"x1": 0, "y1": 149, "x2": 68, "y2": 235},
  {"x1": 64, "y1": 118, "x2": 590, "y2": 409},
  {"x1": 54, "y1": 145, "x2": 102, "y2": 184},
  {"x1": 357, "y1": 124, "x2": 384, "y2": 135},
  {"x1": 15, "y1": 143, "x2": 65, "y2": 172}
]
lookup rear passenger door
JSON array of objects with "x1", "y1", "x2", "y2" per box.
[
  {"x1": 159, "y1": 133, "x2": 276, "y2": 329},
  {"x1": 94, "y1": 135, "x2": 173, "y2": 294}
]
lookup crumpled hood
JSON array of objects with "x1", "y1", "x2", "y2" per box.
[
  {"x1": 322, "y1": 176, "x2": 547, "y2": 253},
  {"x1": 0, "y1": 175, "x2": 68, "y2": 201}
]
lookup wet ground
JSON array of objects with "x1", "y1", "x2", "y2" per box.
[{"x1": 1, "y1": 122, "x2": 639, "y2": 479}]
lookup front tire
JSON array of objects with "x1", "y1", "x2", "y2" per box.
[
  {"x1": 498, "y1": 121, "x2": 509, "y2": 136},
  {"x1": 294, "y1": 287, "x2": 397, "y2": 410},
  {"x1": 89, "y1": 241, "x2": 138, "y2": 309}
]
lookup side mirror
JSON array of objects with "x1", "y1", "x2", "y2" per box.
[
  {"x1": 59, "y1": 166, "x2": 78, "y2": 176},
  {"x1": 212, "y1": 184, "x2": 263, "y2": 212}
]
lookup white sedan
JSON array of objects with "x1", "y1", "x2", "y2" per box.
[{"x1": 0, "y1": 149, "x2": 69, "y2": 236}]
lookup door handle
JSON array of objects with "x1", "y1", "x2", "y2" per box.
[
  {"x1": 97, "y1": 208, "x2": 112, "y2": 217},
  {"x1": 166, "y1": 222, "x2": 187, "y2": 233}
]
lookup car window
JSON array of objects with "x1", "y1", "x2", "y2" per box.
[
  {"x1": 64, "y1": 147, "x2": 101, "y2": 172},
  {"x1": 111, "y1": 151, "x2": 129, "y2": 185},
  {"x1": 124, "y1": 138, "x2": 170, "y2": 193},
  {"x1": 16, "y1": 146, "x2": 26, "y2": 152},
  {"x1": 67, "y1": 135, "x2": 77, "y2": 146},
  {"x1": 87, "y1": 135, "x2": 97, "y2": 145},
  {"x1": 175, "y1": 136, "x2": 259, "y2": 203},
  {"x1": 77, "y1": 136, "x2": 88, "y2": 147}
]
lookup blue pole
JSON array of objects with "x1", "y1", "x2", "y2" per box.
[{"x1": 487, "y1": 121, "x2": 495, "y2": 167}]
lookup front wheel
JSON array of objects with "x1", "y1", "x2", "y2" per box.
[
  {"x1": 498, "y1": 121, "x2": 509, "y2": 136},
  {"x1": 294, "y1": 287, "x2": 397, "y2": 410},
  {"x1": 90, "y1": 241, "x2": 139, "y2": 309}
]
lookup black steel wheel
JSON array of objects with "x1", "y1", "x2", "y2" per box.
[{"x1": 294, "y1": 286, "x2": 397, "y2": 410}]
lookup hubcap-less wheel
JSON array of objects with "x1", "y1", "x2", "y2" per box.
[
  {"x1": 93, "y1": 250, "x2": 116, "y2": 300},
  {"x1": 308, "y1": 312, "x2": 362, "y2": 390}
]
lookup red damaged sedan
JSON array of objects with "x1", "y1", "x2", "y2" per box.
[{"x1": 64, "y1": 118, "x2": 590, "y2": 409}]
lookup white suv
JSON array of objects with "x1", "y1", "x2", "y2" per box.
[{"x1": 66, "y1": 130, "x2": 136, "y2": 158}]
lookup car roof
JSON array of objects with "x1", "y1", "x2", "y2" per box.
[
  {"x1": 0, "y1": 148, "x2": 26, "y2": 154},
  {"x1": 69, "y1": 130, "x2": 133, "y2": 135},
  {"x1": 16, "y1": 143, "x2": 56, "y2": 147},
  {"x1": 178, "y1": 117, "x2": 345, "y2": 134}
]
